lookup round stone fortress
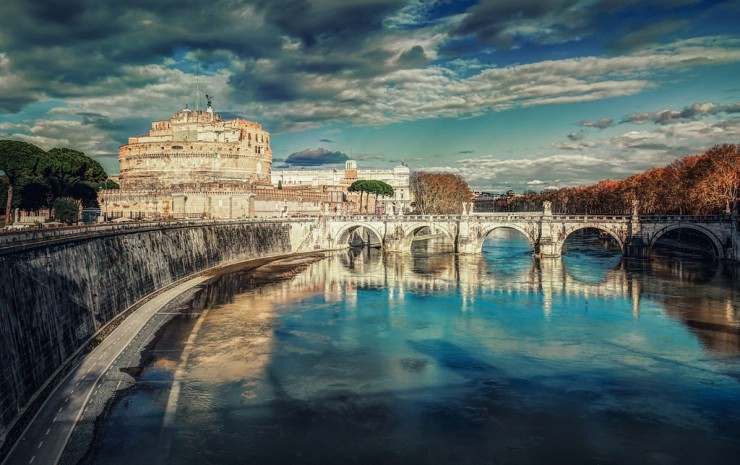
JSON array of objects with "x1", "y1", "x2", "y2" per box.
[{"x1": 118, "y1": 105, "x2": 272, "y2": 189}]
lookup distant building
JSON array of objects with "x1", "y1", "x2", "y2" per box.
[{"x1": 272, "y1": 160, "x2": 412, "y2": 214}]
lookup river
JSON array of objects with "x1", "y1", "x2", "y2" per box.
[{"x1": 77, "y1": 230, "x2": 740, "y2": 465}]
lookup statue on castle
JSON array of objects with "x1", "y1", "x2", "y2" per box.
[{"x1": 205, "y1": 94, "x2": 213, "y2": 108}]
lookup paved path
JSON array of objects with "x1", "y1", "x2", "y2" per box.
[{"x1": 1, "y1": 275, "x2": 209, "y2": 465}]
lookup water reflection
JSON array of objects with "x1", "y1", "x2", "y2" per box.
[{"x1": 85, "y1": 241, "x2": 740, "y2": 465}]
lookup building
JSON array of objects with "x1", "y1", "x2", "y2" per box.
[
  {"x1": 99, "y1": 103, "x2": 412, "y2": 220},
  {"x1": 118, "y1": 104, "x2": 272, "y2": 190},
  {"x1": 271, "y1": 160, "x2": 412, "y2": 214},
  {"x1": 100, "y1": 104, "x2": 300, "y2": 220}
]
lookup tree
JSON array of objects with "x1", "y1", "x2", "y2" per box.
[
  {"x1": 348, "y1": 180, "x2": 395, "y2": 213},
  {"x1": 40, "y1": 148, "x2": 108, "y2": 206},
  {"x1": 52, "y1": 197, "x2": 79, "y2": 224},
  {"x1": 410, "y1": 172, "x2": 472, "y2": 214},
  {"x1": 696, "y1": 144, "x2": 739, "y2": 214},
  {"x1": 17, "y1": 176, "x2": 50, "y2": 211},
  {"x1": 509, "y1": 144, "x2": 739, "y2": 215},
  {"x1": 368, "y1": 180, "x2": 393, "y2": 213},
  {"x1": 42, "y1": 148, "x2": 107, "y2": 184},
  {"x1": 0, "y1": 140, "x2": 46, "y2": 224},
  {"x1": 348, "y1": 180, "x2": 368, "y2": 212}
]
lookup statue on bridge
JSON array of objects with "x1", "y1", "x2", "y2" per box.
[{"x1": 543, "y1": 201, "x2": 552, "y2": 216}]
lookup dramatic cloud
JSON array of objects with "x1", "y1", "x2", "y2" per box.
[
  {"x1": 285, "y1": 147, "x2": 349, "y2": 166},
  {"x1": 0, "y1": 1, "x2": 738, "y2": 190},
  {"x1": 450, "y1": 0, "x2": 710, "y2": 49}
]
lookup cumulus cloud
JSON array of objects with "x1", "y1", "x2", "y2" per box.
[
  {"x1": 355, "y1": 154, "x2": 386, "y2": 161},
  {"x1": 0, "y1": 119, "x2": 117, "y2": 156},
  {"x1": 553, "y1": 140, "x2": 596, "y2": 151},
  {"x1": 623, "y1": 101, "x2": 740, "y2": 125},
  {"x1": 567, "y1": 131, "x2": 584, "y2": 141},
  {"x1": 284, "y1": 147, "x2": 349, "y2": 166},
  {"x1": 319, "y1": 138, "x2": 335, "y2": 143},
  {"x1": 453, "y1": 153, "x2": 624, "y2": 191},
  {"x1": 580, "y1": 118, "x2": 613, "y2": 129},
  {"x1": 456, "y1": 109, "x2": 740, "y2": 191}
]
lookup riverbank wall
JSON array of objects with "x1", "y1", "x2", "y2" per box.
[{"x1": 0, "y1": 222, "x2": 292, "y2": 451}]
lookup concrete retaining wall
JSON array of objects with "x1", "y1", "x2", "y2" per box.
[{"x1": 0, "y1": 222, "x2": 291, "y2": 447}]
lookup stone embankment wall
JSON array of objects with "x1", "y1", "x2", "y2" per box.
[{"x1": 0, "y1": 222, "x2": 291, "y2": 446}]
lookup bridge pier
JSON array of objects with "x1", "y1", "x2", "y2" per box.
[
  {"x1": 535, "y1": 238, "x2": 560, "y2": 258},
  {"x1": 456, "y1": 219, "x2": 478, "y2": 254},
  {"x1": 535, "y1": 202, "x2": 560, "y2": 258},
  {"x1": 624, "y1": 237, "x2": 649, "y2": 258}
]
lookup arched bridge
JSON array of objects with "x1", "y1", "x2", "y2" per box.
[
  {"x1": 310, "y1": 208, "x2": 739, "y2": 260},
  {"x1": 1, "y1": 207, "x2": 737, "y2": 260}
]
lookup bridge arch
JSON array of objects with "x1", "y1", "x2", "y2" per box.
[
  {"x1": 649, "y1": 224, "x2": 725, "y2": 259},
  {"x1": 403, "y1": 223, "x2": 456, "y2": 253},
  {"x1": 404, "y1": 224, "x2": 455, "y2": 242},
  {"x1": 333, "y1": 222, "x2": 384, "y2": 248},
  {"x1": 558, "y1": 225, "x2": 625, "y2": 256},
  {"x1": 477, "y1": 225, "x2": 536, "y2": 254}
]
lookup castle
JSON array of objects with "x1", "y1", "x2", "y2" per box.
[
  {"x1": 118, "y1": 105, "x2": 272, "y2": 190},
  {"x1": 99, "y1": 104, "x2": 411, "y2": 220}
]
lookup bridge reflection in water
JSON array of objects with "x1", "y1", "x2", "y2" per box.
[{"x1": 275, "y1": 243, "x2": 739, "y2": 357}]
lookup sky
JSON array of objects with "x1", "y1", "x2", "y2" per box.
[{"x1": 0, "y1": 0, "x2": 739, "y2": 192}]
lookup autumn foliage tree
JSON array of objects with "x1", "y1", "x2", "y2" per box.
[
  {"x1": 507, "y1": 144, "x2": 739, "y2": 215},
  {"x1": 411, "y1": 172, "x2": 472, "y2": 214}
]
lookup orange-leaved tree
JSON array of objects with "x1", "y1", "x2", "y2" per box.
[{"x1": 410, "y1": 172, "x2": 472, "y2": 214}]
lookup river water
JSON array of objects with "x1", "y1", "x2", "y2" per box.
[{"x1": 82, "y1": 231, "x2": 740, "y2": 465}]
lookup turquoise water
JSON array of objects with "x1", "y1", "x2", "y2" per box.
[{"x1": 85, "y1": 233, "x2": 740, "y2": 465}]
